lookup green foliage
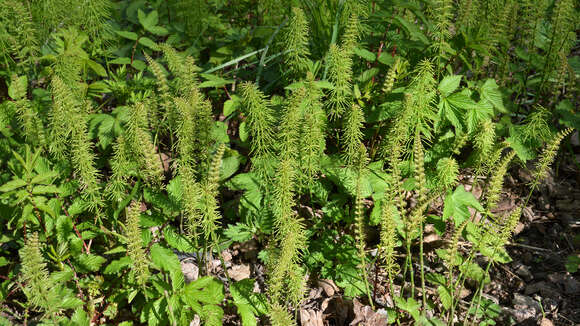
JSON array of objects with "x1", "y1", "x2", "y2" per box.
[{"x1": 0, "y1": 1, "x2": 577, "y2": 325}]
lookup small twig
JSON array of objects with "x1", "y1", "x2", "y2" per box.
[{"x1": 505, "y1": 242, "x2": 559, "y2": 253}]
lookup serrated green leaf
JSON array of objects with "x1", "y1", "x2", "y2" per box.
[
  {"x1": 437, "y1": 285, "x2": 452, "y2": 310},
  {"x1": 145, "y1": 25, "x2": 168, "y2": 36},
  {"x1": 138, "y1": 9, "x2": 159, "y2": 29},
  {"x1": 354, "y1": 47, "x2": 376, "y2": 61},
  {"x1": 115, "y1": 30, "x2": 138, "y2": 41},
  {"x1": 150, "y1": 244, "x2": 184, "y2": 290},
  {"x1": 480, "y1": 79, "x2": 505, "y2": 112},
  {"x1": 32, "y1": 185, "x2": 60, "y2": 195},
  {"x1": 139, "y1": 37, "x2": 159, "y2": 50},
  {"x1": 75, "y1": 254, "x2": 106, "y2": 272},
  {"x1": 438, "y1": 75, "x2": 462, "y2": 97},
  {"x1": 104, "y1": 256, "x2": 132, "y2": 274},
  {"x1": 8, "y1": 75, "x2": 27, "y2": 100},
  {"x1": 0, "y1": 179, "x2": 26, "y2": 192},
  {"x1": 443, "y1": 186, "x2": 484, "y2": 224}
]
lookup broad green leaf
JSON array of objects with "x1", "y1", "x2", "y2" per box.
[
  {"x1": 30, "y1": 171, "x2": 59, "y2": 185},
  {"x1": 110, "y1": 57, "x2": 132, "y2": 65},
  {"x1": 86, "y1": 59, "x2": 107, "y2": 77},
  {"x1": 437, "y1": 285, "x2": 452, "y2": 310},
  {"x1": 104, "y1": 256, "x2": 132, "y2": 274},
  {"x1": 443, "y1": 186, "x2": 484, "y2": 224},
  {"x1": 8, "y1": 75, "x2": 27, "y2": 99},
  {"x1": 139, "y1": 37, "x2": 159, "y2": 50},
  {"x1": 163, "y1": 227, "x2": 196, "y2": 252},
  {"x1": 115, "y1": 30, "x2": 138, "y2": 41},
  {"x1": 459, "y1": 262, "x2": 489, "y2": 283},
  {"x1": 75, "y1": 254, "x2": 106, "y2": 272},
  {"x1": 438, "y1": 100, "x2": 462, "y2": 131},
  {"x1": 56, "y1": 215, "x2": 73, "y2": 243},
  {"x1": 224, "y1": 223, "x2": 254, "y2": 242},
  {"x1": 220, "y1": 149, "x2": 242, "y2": 181},
  {"x1": 202, "y1": 305, "x2": 224, "y2": 326},
  {"x1": 466, "y1": 101, "x2": 493, "y2": 134},
  {"x1": 239, "y1": 122, "x2": 249, "y2": 142},
  {"x1": 199, "y1": 74, "x2": 234, "y2": 88},
  {"x1": 426, "y1": 272, "x2": 446, "y2": 286},
  {"x1": 150, "y1": 244, "x2": 185, "y2": 290},
  {"x1": 480, "y1": 245, "x2": 512, "y2": 263},
  {"x1": 145, "y1": 25, "x2": 168, "y2": 36},
  {"x1": 0, "y1": 179, "x2": 26, "y2": 192},
  {"x1": 230, "y1": 279, "x2": 268, "y2": 326},
  {"x1": 395, "y1": 297, "x2": 421, "y2": 320},
  {"x1": 565, "y1": 255, "x2": 580, "y2": 273},
  {"x1": 438, "y1": 75, "x2": 462, "y2": 97},
  {"x1": 132, "y1": 59, "x2": 147, "y2": 70},
  {"x1": 32, "y1": 185, "x2": 60, "y2": 194},
  {"x1": 138, "y1": 9, "x2": 159, "y2": 29},
  {"x1": 354, "y1": 47, "x2": 376, "y2": 61},
  {"x1": 480, "y1": 79, "x2": 505, "y2": 112},
  {"x1": 223, "y1": 96, "x2": 240, "y2": 117}
]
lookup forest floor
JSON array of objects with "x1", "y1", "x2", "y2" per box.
[{"x1": 184, "y1": 136, "x2": 580, "y2": 326}]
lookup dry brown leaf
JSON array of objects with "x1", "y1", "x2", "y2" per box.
[{"x1": 228, "y1": 264, "x2": 251, "y2": 281}]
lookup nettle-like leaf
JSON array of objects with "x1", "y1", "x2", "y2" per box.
[
  {"x1": 438, "y1": 75, "x2": 462, "y2": 97},
  {"x1": 230, "y1": 279, "x2": 268, "y2": 326},
  {"x1": 75, "y1": 254, "x2": 106, "y2": 273},
  {"x1": 443, "y1": 185, "x2": 484, "y2": 224},
  {"x1": 150, "y1": 244, "x2": 184, "y2": 291},
  {"x1": 479, "y1": 79, "x2": 505, "y2": 113},
  {"x1": 182, "y1": 276, "x2": 225, "y2": 326}
]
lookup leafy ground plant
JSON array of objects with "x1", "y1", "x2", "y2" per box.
[{"x1": 0, "y1": 0, "x2": 578, "y2": 325}]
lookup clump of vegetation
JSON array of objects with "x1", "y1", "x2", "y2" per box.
[{"x1": 0, "y1": 0, "x2": 578, "y2": 325}]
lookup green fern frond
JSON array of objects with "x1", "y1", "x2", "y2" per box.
[
  {"x1": 268, "y1": 155, "x2": 306, "y2": 320},
  {"x1": 80, "y1": 0, "x2": 112, "y2": 41},
  {"x1": 342, "y1": 12, "x2": 361, "y2": 55},
  {"x1": 125, "y1": 201, "x2": 150, "y2": 288},
  {"x1": 326, "y1": 44, "x2": 353, "y2": 119},
  {"x1": 19, "y1": 233, "x2": 56, "y2": 312},
  {"x1": 531, "y1": 127, "x2": 573, "y2": 188},
  {"x1": 382, "y1": 58, "x2": 406, "y2": 94},
  {"x1": 474, "y1": 119, "x2": 496, "y2": 174},
  {"x1": 279, "y1": 88, "x2": 304, "y2": 161},
  {"x1": 174, "y1": 91, "x2": 214, "y2": 180},
  {"x1": 413, "y1": 131, "x2": 427, "y2": 203},
  {"x1": 0, "y1": 0, "x2": 38, "y2": 69},
  {"x1": 49, "y1": 75, "x2": 80, "y2": 158},
  {"x1": 70, "y1": 104, "x2": 102, "y2": 206},
  {"x1": 171, "y1": 0, "x2": 208, "y2": 38},
  {"x1": 379, "y1": 183, "x2": 400, "y2": 284},
  {"x1": 125, "y1": 102, "x2": 164, "y2": 186},
  {"x1": 543, "y1": 0, "x2": 576, "y2": 89},
  {"x1": 106, "y1": 135, "x2": 133, "y2": 202},
  {"x1": 297, "y1": 75, "x2": 326, "y2": 186},
  {"x1": 144, "y1": 52, "x2": 174, "y2": 127},
  {"x1": 200, "y1": 144, "x2": 226, "y2": 241},
  {"x1": 436, "y1": 157, "x2": 459, "y2": 190},
  {"x1": 497, "y1": 206, "x2": 521, "y2": 247},
  {"x1": 486, "y1": 150, "x2": 516, "y2": 210},
  {"x1": 519, "y1": 0, "x2": 549, "y2": 50},
  {"x1": 160, "y1": 44, "x2": 200, "y2": 97},
  {"x1": 283, "y1": 7, "x2": 311, "y2": 78},
  {"x1": 342, "y1": 103, "x2": 365, "y2": 166},
  {"x1": 269, "y1": 303, "x2": 294, "y2": 326},
  {"x1": 354, "y1": 144, "x2": 373, "y2": 305},
  {"x1": 521, "y1": 106, "x2": 552, "y2": 142},
  {"x1": 429, "y1": 0, "x2": 454, "y2": 65},
  {"x1": 240, "y1": 82, "x2": 276, "y2": 177},
  {"x1": 456, "y1": 0, "x2": 480, "y2": 30},
  {"x1": 9, "y1": 75, "x2": 45, "y2": 146}
]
